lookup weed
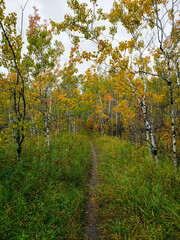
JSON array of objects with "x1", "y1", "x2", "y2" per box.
[
  {"x1": 0, "y1": 133, "x2": 91, "y2": 239},
  {"x1": 95, "y1": 135, "x2": 180, "y2": 240}
]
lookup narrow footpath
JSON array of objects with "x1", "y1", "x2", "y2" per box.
[{"x1": 84, "y1": 142, "x2": 100, "y2": 240}]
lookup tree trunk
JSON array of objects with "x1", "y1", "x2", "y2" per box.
[
  {"x1": 169, "y1": 81, "x2": 177, "y2": 170},
  {"x1": 99, "y1": 112, "x2": 105, "y2": 135},
  {"x1": 115, "y1": 109, "x2": 118, "y2": 137},
  {"x1": 142, "y1": 103, "x2": 158, "y2": 164}
]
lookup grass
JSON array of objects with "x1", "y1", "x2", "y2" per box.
[
  {"x1": 94, "y1": 135, "x2": 180, "y2": 240},
  {"x1": 0, "y1": 132, "x2": 179, "y2": 239},
  {"x1": 0, "y1": 133, "x2": 92, "y2": 239}
]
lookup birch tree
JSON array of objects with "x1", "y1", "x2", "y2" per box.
[
  {"x1": 23, "y1": 7, "x2": 64, "y2": 147},
  {"x1": 0, "y1": 0, "x2": 26, "y2": 162},
  {"x1": 151, "y1": 0, "x2": 180, "y2": 170}
]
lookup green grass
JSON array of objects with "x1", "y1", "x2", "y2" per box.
[
  {"x1": 0, "y1": 133, "x2": 92, "y2": 239},
  {"x1": 94, "y1": 135, "x2": 180, "y2": 240},
  {"x1": 1, "y1": 133, "x2": 179, "y2": 239}
]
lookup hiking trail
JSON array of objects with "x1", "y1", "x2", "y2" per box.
[{"x1": 84, "y1": 142, "x2": 100, "y2": 240}]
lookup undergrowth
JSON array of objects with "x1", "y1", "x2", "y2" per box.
[
  {"x1": 0, "y1": 133, "x2": 91, "y2": 239},
  {"x1": 94, "y1": 135, "x2": 180, "y2": 240}
]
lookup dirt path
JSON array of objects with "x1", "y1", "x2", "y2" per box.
[{"x1": 84, "y1": 142, "x2": 100, "y2": 240}]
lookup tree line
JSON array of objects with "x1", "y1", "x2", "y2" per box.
[{"x1": 0, "y1": 0, "x2": 179, "y2": 170}]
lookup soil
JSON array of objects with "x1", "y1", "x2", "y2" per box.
[{"x1": 84, "y1": 142, "x2": 100, "y2": 240}]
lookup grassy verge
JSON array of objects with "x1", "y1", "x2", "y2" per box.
[
  {"x1": 94, "y1": 135, "x2": 180, "y2": 240},
  {"x1": 0, "y1": 133, "x2": 91, "y2": 239}
]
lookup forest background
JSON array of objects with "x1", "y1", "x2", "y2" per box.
[{"x1": 1, "y1": 0, "x2": 179, "y2": 166}]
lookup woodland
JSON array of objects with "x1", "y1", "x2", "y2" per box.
[{"x1": 0, "y1": 0, "x2": 180, "y2": 239}]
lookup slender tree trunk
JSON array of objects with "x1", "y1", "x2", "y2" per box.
[
  {"x1": 100, "y1": 112, "x2": 105, "y2": 135},
  {"x1": 153, "y1": 0, "x2": 178, "y2": 170},
  {"x1": 142, "y1": 103, "x2": 158, "y2": 164},
  {"x1": 108, "y1": 100, "x2": 113, "y2": 135},
  {"x1": 46, "y1": 97, "x2": 52, "y2": 148},
  {"x1": 55, "y1": 119, "x2": 58, "y2": 142},
  {"x1": 47, "y1": 123, "x2": 50, "y2": 148},
  {"x1": 169, "y1": 81, "x2": 177, "y2": 170},
  {"x1": 68, "y1": 114, "x2": 71, "y2": 132},
  {"x1": 111, "y1": 111, "x2": 113, "y2": 136},
  {"x1": 125, "y1": 74, "x2": 158, "y2": 164},
  {"x1": 116, "y1": 109, "x2": 118, "y2": 137},
  {"x1": 173, "y1": 59, "x2": 180, "y2": 90},
  {"x1": 57, "y1": 109, "x2": 60, "y2": 134},
  {"x1": 0, "y1": 22, "x2": 26, "y2": 163},
  {"x1": 9, "y1": 111, "x2": 14, "y2": 137}
]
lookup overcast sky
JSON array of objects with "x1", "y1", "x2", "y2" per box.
[
  {"x1": 4, "y1": 0, "x2": 116, "y2": 73},
  {"x1": 5, "y1": 0, "x2": 112, "y2": 23}
]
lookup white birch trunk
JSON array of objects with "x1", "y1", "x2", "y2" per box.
[
  {"x1": 126, "y1": 74, "x2": 158, "y2": 164},
  {"x1": 100, "y1": 112, "x2": 105, "y2": 135},
  {"x1": 153, "y1": 0, "x2": 178, "y2": 169},
  {"x1": 169, "y1": 81, "x2": 177, "y2": 171},
  {"x1": 173, "y1": 59, "x2": 180, "y2": 90},
  {"x1": 116, "y1": 109, "x2": 118, "y2": 137},
  {"x1": 46, "y1": 97, "x2": 52, "y2": 148}
]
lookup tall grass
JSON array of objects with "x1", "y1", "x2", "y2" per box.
[
  {"x1": 94, "y1": 135, "x2": 180, "y2": 240},
  {"x1": 0, "y1": 133, "x2": 92, "y2": 239}
]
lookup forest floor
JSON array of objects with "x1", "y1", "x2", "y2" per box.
[
  {"x1": 0, "y1": 134, "x2": 179, "y2": 239},
  {"x1": 84, "y1": 142, "x2": 100, "y2": 240}
]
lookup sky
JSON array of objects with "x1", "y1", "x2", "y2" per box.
[{"x1": 4, "y1": 0, "x2": 116, "y2": 73}]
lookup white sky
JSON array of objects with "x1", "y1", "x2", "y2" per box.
[{"x1": 4, "y1": 0, "x2": 117, "y2": 73}]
